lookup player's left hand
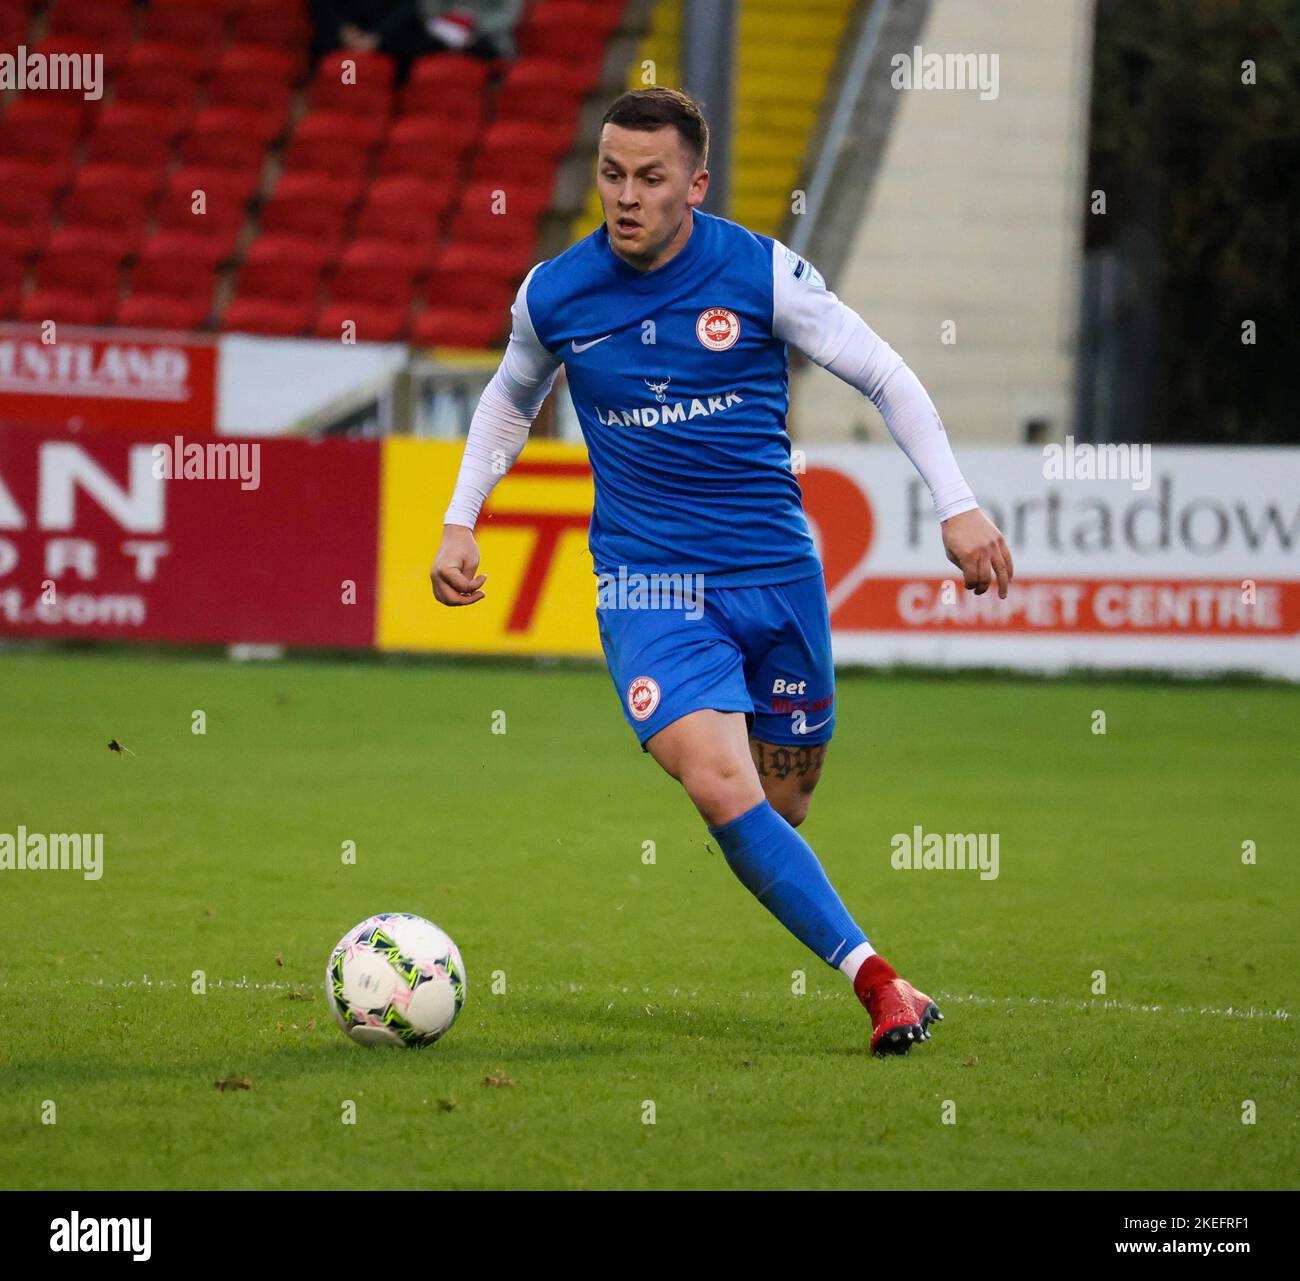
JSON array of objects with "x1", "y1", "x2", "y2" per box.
[{"x1": 941, "y1": 508, "x2": 1014, "y2": 598}]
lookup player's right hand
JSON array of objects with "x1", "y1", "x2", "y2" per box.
[{"x1": 431, "y1": 524, "x2": 487, "y2": 606}]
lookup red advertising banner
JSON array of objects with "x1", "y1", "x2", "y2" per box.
[
  {"x1": 827, "y1": 576, "x2": 1300, "y2": 634},
  {"x1": 0, "y1": 326, "x2": 218, "y2": 432},
  {"x1": 0, "y1": 426, "x2": 379, "y2": 646}
]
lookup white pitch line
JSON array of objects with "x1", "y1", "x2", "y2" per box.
[
  {"x1": 4, "y1": 979, "x2": 1292, "y2": 1021},
  {"x1": 82, "y1": 977, "x2": 302, "y2": 990},
  {"x1": 931, "y1": 991, "x2": 1292, "y2": 1022}
]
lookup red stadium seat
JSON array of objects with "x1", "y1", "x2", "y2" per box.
[
  {"x1": 527, "y1": 0, "x2": 625, "y2": 37},
  {"x1": 297, "y1": 110, "x2": 387, "y2": 150},
  {"x1": 45, "y1": 0, "x2": 134, "y2": 63},
  {"x1": 0, "y1": 0, "x2": 32, "y2": 45},
  {"x1": 0, "y1": 275, "x2": 21, "y2": 320},
  {"x1": 141, "y1": 1, "x2": 229, "y2": 47},
  {"x1": 353, "y1": 177, "x2": 455, "y2": 244},
  {"x1": 243, "y1": 232, "x2": 336, "y2": 278},
  {"x1": 281, "y1": 115, "x2": 378, "y2": 183},
  {"x1": 220, "y1": 296, "x2": 315, "y2": 337},
  {"x1": 494, "y1": 59, "x2": 589, "y2": 124},
  {"x1": 134, "y1": 229, "x2": 235, "y2": 272},
  {"x1": 456, "y1": 179, "x2": 552, "y2": 220},
  {"x1": 399, "y1": 77, "x2": 488, "y2": 126},
  {"x1": 314, "y1": 302, "x2": 410, "y2": 342},
  {"x1": 0, "y1": 222, "x2": 47, "y2": 261},
  {"x1": 0, "y1": 152, "x2": 70, "y2": 197},
  {"x1": 0, "y1": 153, "x2": 58, "y2": 258},
  {"x1": 375, "y1": 116, "x2": 476, "y2": 183},
  {"x1": 206, "y1": 67, "x2": 293, "y2": 120},
  {"x1": 180, "y1": 114, "x2": 273, "y2": 173},
  {"x1": 406, "y1": 53, "x2": 491, "y2": 91},
  {"x1": 85, "y1": 104, "x2": 188, "y2": 170},
  {"x1": 309, "y1": 50, "x2": 396, "y2": 115},
  {"x1": 35, "y1": 231, "x2": 125, "y2": 293},
  {"x1": 449, "y1": 183, "x2": 548, "y2": 253},
  {"x1": 116, "y1": 292, "x2": 213, "y2": 332},
  {"x1": 58, "y1": 166, "x2": 162, "y2": 256},
  {"x1": 216, "y1": 43, "x2": 302, "y2": 85},
  {"x1": 411, "y1": 306, "x2": 506, "y2": 349},
  {"x1": 345, "y1": 229, "x2": 441, "y2": 276},
  {"x1": 130, "y1": 248, "x2": 219, "y2": 301},
  {"x1": 479, "y1": 119, "x2": 575, "y2": 161},
  {"x1": 469, "y1": 151, "x2": 560, "y2": 193},
  {"x1": 150, "y1": 0, "x2": 238, "y2": 14},
  {"x1": 231, "y1": 0, "x2": 311, "y2": 50},
  {"x1": 190, "y1": 105, "x2": 288, "y2": 149},
  {"x1": 233, "y1": 236, "x2": 334, "y2": 312},
  {"x1": 427, "y1": 250, "x2": 530, "y2": 322},
  {"x1": 124, "y1": 39, "x2": 215, "y2": 81},
  {"x1": 339, "y1": 237, "x2": 433, "y2": 280},
  {"x1": 153, "y1": 196, "x2": 244, "y2": 255},
  {"x1": 470, "y1": 123, "x2": 569, "y2": 190},
  {"x1": 112, "y1": 65, "x2": 203, "y2": 110},
  {"x1": 259, "y1": 173, "x2": 361, "y2": 243},
  {"x1": 0, "y1": 98, "x2": 83, "y2": 161},
  {"x1": 421, "y1": 270, "x2": 518, "y2": 315},
  {"x1": 0, "y1": 161, "x2": 61, "y2": 229},
  {"x1": 326, "y1": 259, "x2": 415, "y2": 311},
  {"x1": 61, "y1": 163, "x2": 164, "y2": 219},
  {"x1": 518, "y1": 6, "x2": 611, "y2": 77},
  {"x1": 20, "y1": 287, "x2": 116, "y2": 327},
  {"x1": 158, "y1": 166, "x2": 260, "y2": 236},
  {"x1": 432, "y1": 239, "x2": 532, "y2": 286}
]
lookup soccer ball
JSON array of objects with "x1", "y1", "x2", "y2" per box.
[{"x1": 326, "y1": 912, "x2": 466, "y2": 1048}]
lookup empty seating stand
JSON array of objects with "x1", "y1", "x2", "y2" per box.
[{"x1": 0, "y1": 0, "x2": 628, "y2": 345}]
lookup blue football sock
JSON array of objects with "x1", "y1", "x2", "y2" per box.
[{"x1": 708, "y1": 799, "x2": 868, "y2": 967}]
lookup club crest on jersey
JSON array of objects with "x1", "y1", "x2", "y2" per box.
[
  {"x1": 627, "y1": 676, "x2": 661, "y2": 721},
  {"x1": 696, "y1": 308, "x2": 740, "y2": 351}
]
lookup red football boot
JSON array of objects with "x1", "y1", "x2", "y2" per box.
[{"x1": 853, "y1": 955, "x2": 943, "y2": 1056}]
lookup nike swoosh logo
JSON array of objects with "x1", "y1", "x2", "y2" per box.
[
  {"x1": 791, "y1": 711, "x2": 832, "y2": 734},
  {"x1": 571, "y1": 335, "x2": 612, "y2": 353}
]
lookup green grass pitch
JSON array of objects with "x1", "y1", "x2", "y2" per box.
[{"x1": 0, "y1": 649, "x2": 1295, "y2": 1190}]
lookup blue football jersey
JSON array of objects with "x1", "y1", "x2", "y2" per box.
[{"x1": 523, "y1": 209, "x2": 821, "y2": 587}]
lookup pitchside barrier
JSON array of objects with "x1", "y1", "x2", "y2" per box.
[{"x1": 0, "y1": 424, "x2": 1296, "y2": 679}]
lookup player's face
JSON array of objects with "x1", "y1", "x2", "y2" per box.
[{"x1": 597, "y1": 124, "x2": 708, "y2": 270}]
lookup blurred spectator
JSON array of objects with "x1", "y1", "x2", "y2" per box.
[{"x1": 311, "y1": 0, "x2": 523, "y2": 69}]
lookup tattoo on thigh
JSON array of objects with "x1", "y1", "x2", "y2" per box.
[{"x1": 751, "y1": 741, "x2": 827, "y2": 781}]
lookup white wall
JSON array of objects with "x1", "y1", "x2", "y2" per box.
[{"x1": 791, "y1": 0, "x2": 1095, "y2": 446}]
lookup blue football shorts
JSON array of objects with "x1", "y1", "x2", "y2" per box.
[{"x1": 595, "y1": 571, "x2": 836, "y2": 749}]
